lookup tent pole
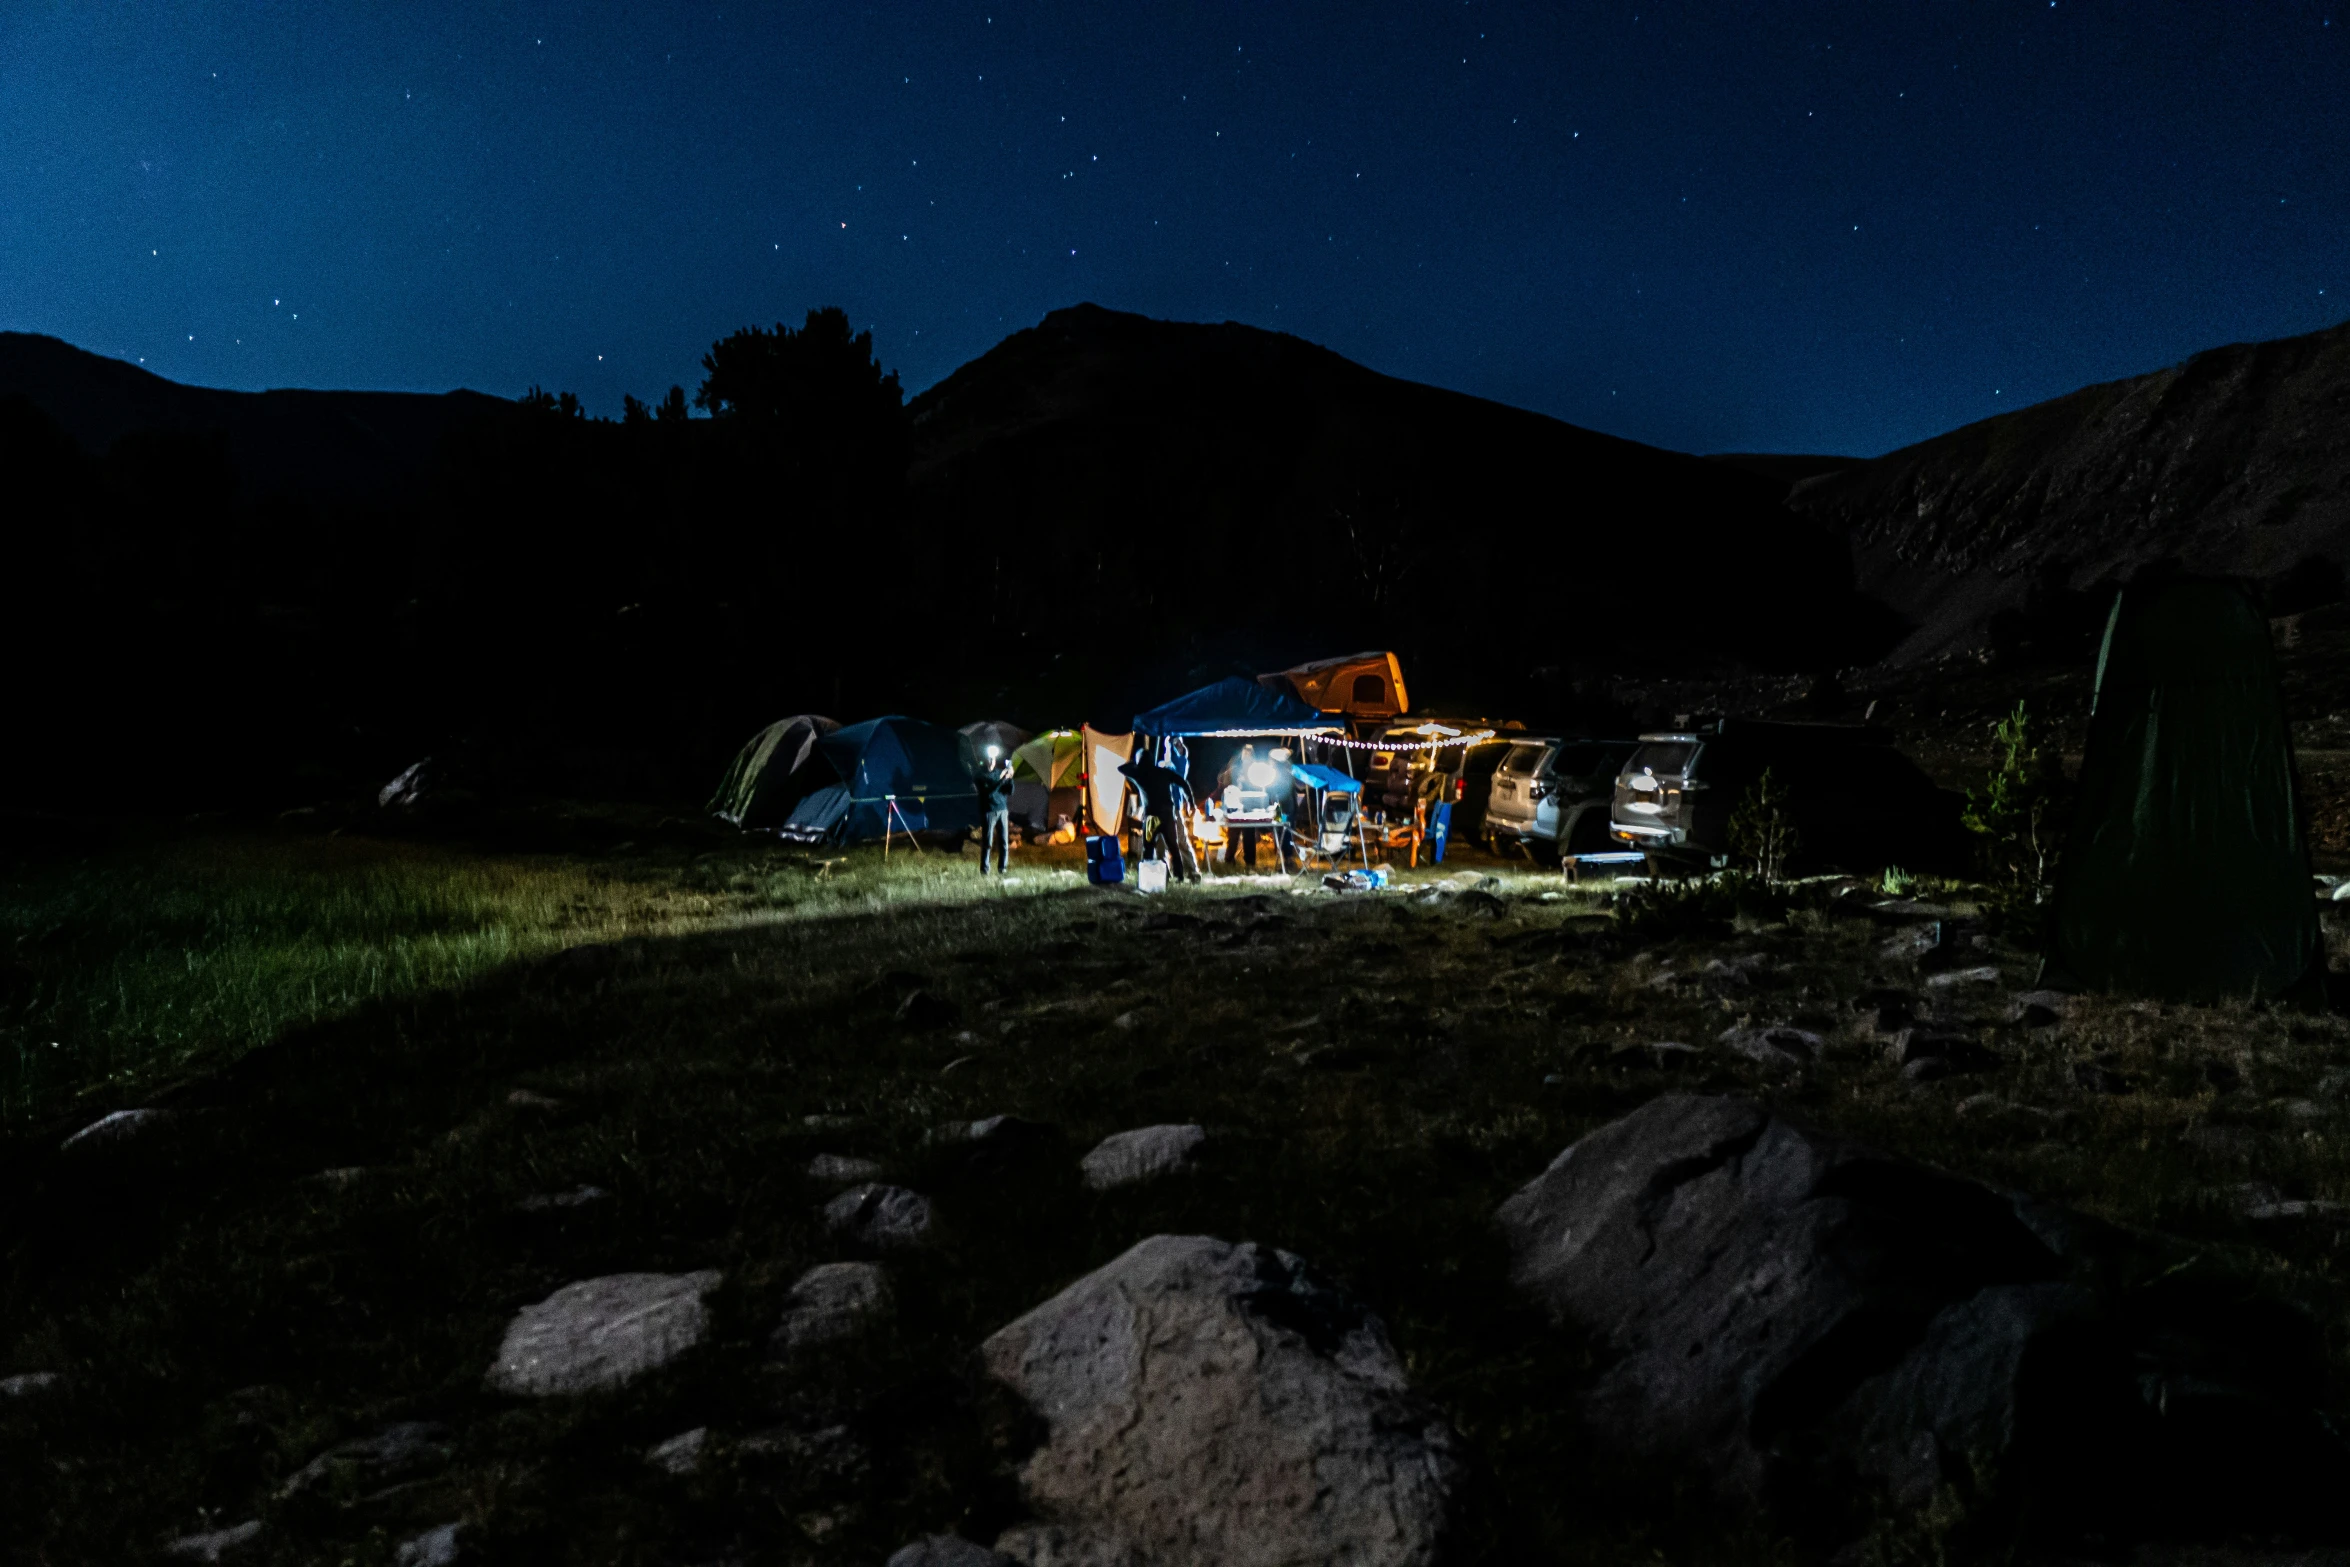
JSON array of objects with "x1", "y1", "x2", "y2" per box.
[{"x1": 883, "y1": 795, "x2": 893, "y2": 861}]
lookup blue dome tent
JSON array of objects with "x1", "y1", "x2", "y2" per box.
[{"x1": 778, "y1": 716, "x2": 982, "y2": 844}]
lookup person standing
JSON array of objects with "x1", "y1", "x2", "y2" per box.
[
  {"x1": 976, "y1": 744, "x2": 1016, "y2": 875},
  {"x1": 1120, "y1": 748, "x2": 1201, "y2": 883}
]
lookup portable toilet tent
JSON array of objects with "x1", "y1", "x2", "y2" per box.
[
  {"x1": 2045, "y1": 579, "x2": 2323, "y2": 1004},
  {"x1": 778, "y1": 716, "x2": 982, "y2": 844},
  {"x1": 708, "y1": 714, "x2": 839, "y2": 827}
]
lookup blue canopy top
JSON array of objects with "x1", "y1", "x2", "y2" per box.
[
  {"x1": 1131, "y1": 676, "x2": 1334, "y2": 737},
  {"x1": 1290, "y1": 762, "x2": 1362, "y2": 793}
]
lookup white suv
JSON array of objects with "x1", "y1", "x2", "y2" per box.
[{"x1": 1484, "y1": 738, "x2": 1634, "y2": 860}]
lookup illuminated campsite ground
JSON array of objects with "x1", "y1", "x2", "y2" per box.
[{"x1": 5, "y1": 823, "x2": 2349, "y2": 1562}]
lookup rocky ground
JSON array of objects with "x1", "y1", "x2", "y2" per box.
[{"x1": 6, "y1": 828, "x2": 2350, "y2": 1565}]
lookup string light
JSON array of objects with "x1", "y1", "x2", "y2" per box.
[{"x1": 1314, "y1": 729, "x2": 1498, "y2": 752}]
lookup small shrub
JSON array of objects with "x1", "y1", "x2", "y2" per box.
[
  {"x1": 1727, "y1": 767, "x2": 1799, "y2": 883},
  {"x1": 1880, "y1": 866, "x2": 1918, "y2": 897},
  {"x1": 1963, "y1": 700, "x2": 2063, "y2": 905}
]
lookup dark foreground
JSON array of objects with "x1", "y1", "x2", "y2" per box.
[{"x1": 4, "y1": 829, "x2": 2349, "y2": 1565}]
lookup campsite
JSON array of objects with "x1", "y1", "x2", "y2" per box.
[
  {"x1": 11, "y1": 9, "x2": 2350, "y2": 1554},
  {"x1": 10, "y1": 610, "x2": 2350, "y2": 1565}
]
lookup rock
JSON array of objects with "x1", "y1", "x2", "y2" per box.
[
  {"x1": 1610, "y1": 1040, "x2": 1703, "y2": 1072},
  {"x1": 1295, "y1": 1042, "x2": 1383, "y2": 1071},
  {"x1": 896, "y1": 989, "x2": 960, "y2": 1029},
  {"x1": 1924, "y1": 964, "x2": 2004, "y2": 988},
  {"x1": 1080, "y1": 1124, "x2": 1207, "y2": 1189},
  {"x1": 395, "y1": 1522, "x2": 465, "y2": 1566},
  {"x1": 1901, "y1": 1056, "x2": 1953, "y2": 1085},
  {"x1": 1885, "y1": 1030, "x2": 2003, "y2": 1073},
  {"x1": 506, "y1": 1089, "x2": 563, "y2": 1110},
  {"x1": 516, "y1": 1185, "x2": 607, "y2": 1212},
  {"x1": 807, "y1": 1153, "x2": 885, "y2": 1185},
  {"x1": 1494, "y1": 1094, "x2": 2350, "y2": 1542},
  {"x1": 2074, "y1": 1060, "x2": 2135, "y2": 1094},
  {"x1": 804, "y1": 1113, "x2": 866, "y2": 1132},
  {"x1": 646, "y1": 1427, "x2": 708, "y2": 1475},
  {"x1": 0, "y1": 1371, "x2": 60, "y2": 1398},
  {"x1": 484, "y1": 1270, "x2": 722, "y2": 1396},
  {"x1": 1717, "y1": 1023, "x2": 1821, "y2": 1070},
  {"x1": 277, "y1": 1420, "x2": 453, "y2": 1500},
  {"x1": 772, "y1": 1261, "x2": 892, "y2": 1351},
  {"x1": 886, "y1": 1535, "x2": 1013, "y2": 1567},
  {"x1": 981, "y1": 1234, "x2": 1462, "y2": 1567},
  {"x1": 2246, "y1": 1198, "x2": 2350, "y2": 1222},
  {"x1": 2008, "y1": 989, "x2": 2070, "y2": 1026},
  {"x1": 822, "y1": 1184, "x2": 934, "y2": 1249},
  {"x1": 1821, "y1": 1280, "x2": 2101, "y2": 1514},
  {"x1": 1496, "y1": 1096, "x2": 2059, "y2": 1496},
  {"x1": 60, "y1": 1106, "x2": 173, "y2": 1153},
  {"x1": 163, "y1": 1520, "x2": 263, "y2": 1560}
]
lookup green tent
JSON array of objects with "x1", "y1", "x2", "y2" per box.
[
  {"x1": 2046, "y1": 579, "x2": 2322, "y2": 1004},
  {"x1": 708, "y1": 714, "x2": 839, "y2": 827}
]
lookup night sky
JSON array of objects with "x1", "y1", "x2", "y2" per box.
[{"x1": 4, "y1": 2, "x2": 2343, "y2": 457}]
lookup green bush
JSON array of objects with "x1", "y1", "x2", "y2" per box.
[
  {"x1": 1962, "y1": 700, "x2": 2063, "y2": 905},
  {"x1": 1726, "y1": 766, "x2": 1799, "y2": 882}
]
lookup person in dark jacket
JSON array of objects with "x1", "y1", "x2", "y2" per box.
[
  {"x1": 976, "y1": 745, "x2": 1016, "y2": 874},
  {"x1": 1119, "y1": 749, "x2": 1200, "y2": 883}
]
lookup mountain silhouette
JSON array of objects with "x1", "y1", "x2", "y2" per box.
[
  {"x1": 0, "y1": 331, "x2": 503, "y2": 505},
  {"x1": 903, "y1": 303, "x2": 1872, "y2": 712},
  {"x1": 1790, "y1": 317, "x2": 2350, "y2": 664}
]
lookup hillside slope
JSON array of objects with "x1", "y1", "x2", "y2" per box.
[
  {"x1": 1788, "y1": 318, "x2": 2350, "y2": 664},
  {"x1": 907, "y1": 303, "x2": 1878, "y2": 709},
  {"x1": 0, "y1": 332, "x2": 504, "y2": 505}
]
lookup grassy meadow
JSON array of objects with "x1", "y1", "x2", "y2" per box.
[{"x1": 3, "y1": 821, "x2": 2349, "y2": 1564}]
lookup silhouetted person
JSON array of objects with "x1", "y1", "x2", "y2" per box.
[
  {"x1": 1120, "y1": 750, "x2": 1200, "y2": 883},
  {"x1": 976, "y1": 745, "x2": 1015, "y2": 874}
]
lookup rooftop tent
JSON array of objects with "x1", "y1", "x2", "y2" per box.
[
  {"x1": 2046, "y1": 579, "x2": 2323, "y2": 1004},
  {"x1": 1266, "y1": 652, "x2": 1409, "y2": 722},
  {"x1": 1131, "y1": 676, "x2": 1335, "y2": 737},
  {"x1": 810, "y1": 716, "x2": 983, "y2": 843},
  {"x1": 708, "y1": 714, "x2": 840, "y2": 827}
]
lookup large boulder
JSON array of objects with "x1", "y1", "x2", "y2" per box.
[
  {"x1": 1496, "y1": 1094, "x2": 2348, "y2": 1546},
  {"x1": 979, "y1": 1234, "x2": 1462, "y2": 1567}
]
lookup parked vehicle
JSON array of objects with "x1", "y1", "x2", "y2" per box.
[
  {"x1": 1609, "y1": 718, "x2": 1962, "y2": 873},
  {"x1": 1484, "y1": 737, "x2": 1639, "y2": 861}
]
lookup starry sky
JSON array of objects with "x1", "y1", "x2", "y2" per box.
[{"x1": 3, "y1": 2, "x2": 2344, "y2": 457}]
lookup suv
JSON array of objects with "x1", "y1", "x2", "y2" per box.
[
  {"x1": 1485, "y1": 738, "x2": 1637, "y2": 861},
  {"x1": 1610, "y1": 719, "x2": 1960, "y2": 872}
]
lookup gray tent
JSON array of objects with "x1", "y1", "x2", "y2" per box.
[
  {"x1": 2045, "y1": 580, "x2": 2323, "y2": 1004},
  {"x1": 708, "y1": 715, "x2": 840, "y2": 828}
]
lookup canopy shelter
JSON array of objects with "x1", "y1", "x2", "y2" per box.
[
  {"x1": 1011, "y1": 729, "x2": 1084, "y2": 832},
  {"x1": 777, "y1": 715, "x2": 981, "y2": 844},
  {"x1": 708, "y1": 714, "x2": 840, "y2": 828},
  {"x1": 1131, "y1": 676, "x2": 1336, "y2": 738},
  {"x1": 2046, "y1": 579, "x2": 2323, "y2": 1005},
  {"x1": 1265, "y1": 651, "x2": 1409, "y2": 724}
]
